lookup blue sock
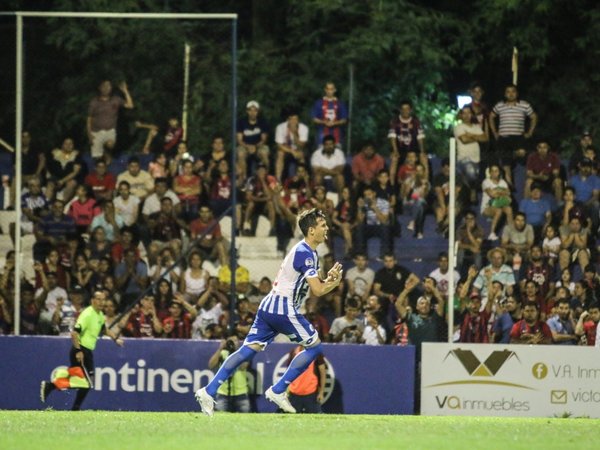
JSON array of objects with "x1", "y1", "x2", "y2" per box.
[
  {"x1": 272, "y1": 344, "x2": 322, "y2": 394},
  {"x1": 205, "y1": 345, "x2": 256, "y2": 397}
]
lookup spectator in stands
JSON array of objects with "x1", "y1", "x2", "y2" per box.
[
  {"x1": 401, "y1": 162, "x2": 430, "y2": 239},
  {"x1": 113, "y1": 181, "x2": 139, "y2": 227},
  {"x1": 568, "y1": 131, "x2": 594, "y2": 176},
  {"x1": 524, "y1": 139, "x2": 563, "y2": 200},
  {"x1": 148, "y1": 152, "x2": 168, "y2": 179},
  {"x1": 169, "y1": 141, "x2": 194, "y2": 177},
  {"x1": 117, "y1": 156, "x2": 154, "y2": 202},
  {"x1": 162, "y1": 116, "x2": 184, "y2": 157},
  {"x1": 575, "y1": 304, "x2": 599, "y2": 346},
  {"x1": 87, "y1": 80, "x2": 134, "y2": 158},
  {"x1": 148, "y1": 247, "x2": 180, "y2": 294},
  {"x1": 547, "y1": 298, "x2": 577, "y2": 345},
  {"x1": 90, "y1": 200, "x2": 123, "y2": 243},
  {"x1": 372, "y1": 253, "x2": 419, "y2": 305},
  {"x1": 0, "y1": 291, "x2": 12, "y2": 335},
  {"x1": 501, "y1": 211, "x2": 534, "y2": 265},
  {"x1": 305, "y1": 301, "x2": 330, "y2": 342},
  {"x1": 361, "y1": 310, "x2": 386, "y2": 345},
  {"x1": 310, "y1": 135, "x2": 346, "y2": 194},
  {"x1": 19, "y1": 283, "x2": 39, "y2": 335},
  {"x1": 46, "y1": 137, "x2": 85, "y2": 202},
  {"x1": 345, "y1": 252, "x2": 375, "y2": 304},
  {"x1": 329, "y1": 296, "x2": 363, "y2": 343},
  {"x1": 34, "y1": 271, "x2": 68, "y2": 335},
  {"x1": 488, "y1": 83, "x2": 537, "y2": 187},
  {"x1": 68, "y1": 185, "x2": 100, "y2": 235},
  {"x1": 481, "y1": 163, "x2": 513, "y2": 241},
  {"x1": 456, "y1": 211, "x2": 484, "y2": 274},
  {"x1": 162, "y1": 293, "x2": 197, "y2": 339},
  {"x1": 231, "y1": 296, "x2": 255, "y2": 339},
  {"x1": 193, "y1": 280, "x2": 229, "y2": 338},
  {"x1": 147, "y1": 197, "x2": 185, "y2": 258},
  {"x1": 199, "y1": 135, "x2": 228, "y2": 180},
  {"x1": 237, "y1": 100, "x2": 270, "y2": 176},
  {"x1": 570, "y1": 280, "x2": 593, "y2": 319},
  {"x1": 519, "y1": 243, "x2": 553, "y2": 297},
  {"x1": 395, "y1": 276, "x2": 444, "y2": 355},
  {"x1": 466, "y1": 82, "x2": 489, "y2": 130},
  {"x1": 34, "y1": 199, "x2": 76, "y2": 262},
  {"x1": 429, "y1": 252, "x2": 460, "y2": 301},
  {"x1": 242, "y1": 163, "x2": 276, "y2": 236},
  {"x1": 432, "y1": 158, "x2": 465, "y2": 235},
  {"x1": 21, "y1": 177, "x2": 49, "y2": 235},
  {"x1": 331, "y1": 185, "x2": 358, "y2": 257},
  {"x1": 310, "y1": 186, "x2": 335, "y2": 224},
  {"x1": 454, "y1": 105, "x2": 487, "y2": 199},
  {"x1": 568, "y1": 158, "x2": 600, "y2": 235},
  {"x1": 473, "y1": 247, "x2": 516, "y2": 297},
  {"x1": 34, "y1": 249, "x2": 68, "y2": 290},
  {"x1": 282, "y1": 163, "x2": 311, "y2": 205},
  {"x1": 492, "y1": 295, "x2": 521, "y2": 343},
  {"x1": 142, "y1": 177, "x2": 180, "y2": 219},
  {"x1": 218, "y1": 261, "x2": 251, "y2": 296},
  {"x1": 124, "y1": 294, "x2": 163, "y2": 338},
  {"x1": 180, "y1": 251, "x2": 209, "y2": 302},
  {"x1": 556, "y1": 186, "x2": 588, "y2": 230},
  {"x1": 519, "y1": 183, "x2": 552, "y2": 242},
  {"x1": 459, "y1": 293, "x2": 492, "y2": 343},
  {"x1": 275, "y1": 109, "x2": 309, "y2": 182},
  {"x1": 70, "y1": 253, "x2": 94, "y2": 293},
  {"x1": 209, "y1": 159, "x2": 242, "y2": 226},
  {"x1": 114, "y1": 248, "x2": 148, "y2": 305},
  {"x1": 174, "y1": 159, "x2": 202, "y2": 221},
  {"x1": 20, "y1": 130, "x2": 46, "y2": 184},
  {"x1": 50, "y1": 286, "x2": 83, "y2": 336},
  {"x1": 351, "y1": 143, "x2": 385, "y2": 191},
  {"x1": 510, "y1": 301, "x2": 551, "y2": 344},
  {"x1": 84, "y1": 158, "x2": 116, "y2": 201},
  {"x1": 559, "y1": 215, "x2": 590, "y2": 274},
  {"x1": 388, "y1": 100, "x2": 426, "y2": 179},
  {"x1": 153, "y1": 278, "x2": 174, "y2": 321},
  {"x1": 311, "y1": 81, "x2": 348, "y2": 147},
  {"x1": 190, "y1": 205, "x2": 228, "y2": 266},
  {"x1": 542, "y1": 224, "x2": 561, "y2": 267},
  {"x1": 354, "y1": 185, "x2": 393, "y2": 256}
]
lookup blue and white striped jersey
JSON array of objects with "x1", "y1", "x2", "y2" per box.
[{"x1": 259, "y1": 240, "x2": 319, "y2": 313}]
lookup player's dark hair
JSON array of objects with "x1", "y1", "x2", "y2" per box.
[{"x1": 298, "y1": 208, "x2": 326, "y2": 237}]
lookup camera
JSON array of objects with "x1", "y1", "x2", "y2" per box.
[{"x1": 225, "y1": 338, "x2": 236, "y2": 353}]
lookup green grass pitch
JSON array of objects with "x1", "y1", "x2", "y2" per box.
[{"x1": 0, "y1": 411, "x2": 597, "y2": 450}]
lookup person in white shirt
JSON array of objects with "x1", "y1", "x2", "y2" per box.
[
  {"x1": 275, "y1": 111, "x2": 309, "y2": 181},
  {"x1": 113, "y1": 180, "x2": 140, "y2": 226},
  {"x1": 429, "y1": 251, "x2": 461, "y2": 300},
  {"x1": 454, "y1": 106, "x2": 488, "y2": 190},
  {"x1": 142, "y1": 177, "x2": 180, "y2": 218},
  {"x1": 361, "y1": 311, "x2": 386, "y2": 345},
  {"x1": 310, "y1": 135, "x2": 346, "y2": 194}
]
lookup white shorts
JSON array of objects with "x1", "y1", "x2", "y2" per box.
[{"x1": 90, "y1": 129, "x2": 116, "y2": 158}]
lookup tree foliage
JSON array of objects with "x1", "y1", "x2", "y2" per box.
[{"x1": 1, "y1": 0, "x2": 599, "y2": 156}]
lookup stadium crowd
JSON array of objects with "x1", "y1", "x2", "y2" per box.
[{"x1": 0, "y1": 80, "x2": 599, "y2": 352}]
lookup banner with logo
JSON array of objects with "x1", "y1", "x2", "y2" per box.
[
  {"x1": 421, "y1": 343, "x2": 600, "y2": 418},
  {"x1": 0, "y1": 336, "x2": 415, "y2": 414}
]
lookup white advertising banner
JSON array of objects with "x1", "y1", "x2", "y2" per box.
[{"x1": 421, "y1": 343, "x2": 600, "y2": 418}]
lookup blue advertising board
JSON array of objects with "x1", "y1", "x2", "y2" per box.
[{"x1": 0, "y1": 336, "x2": 414, "y2": 414}]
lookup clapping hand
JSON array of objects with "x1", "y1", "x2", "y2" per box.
[{"x1": 326, "y1": 262, "x2": 343, "y2": 284}]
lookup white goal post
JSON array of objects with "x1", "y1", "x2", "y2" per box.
[{"x1": 3, "y1": 11, "x2": 238, "y2": 335}]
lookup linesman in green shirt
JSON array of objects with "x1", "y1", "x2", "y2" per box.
[{"x1": 40, "y1": 290, "x2": 124, "y2": 410}]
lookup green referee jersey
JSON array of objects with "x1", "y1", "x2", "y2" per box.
[
  {"x1": 75, "y1": 306, "x2": 106, "y2": 351},
  {"x1": 216, "y1": 350, "x2": 249, "y2": 396}
]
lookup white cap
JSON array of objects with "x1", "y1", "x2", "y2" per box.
[{"x1": 246, "y1": 100, "x2": 260, "y2": 110}]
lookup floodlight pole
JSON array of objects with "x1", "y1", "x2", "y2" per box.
[
  {"x1": 13, "y1": 14, "x2": 23, "y2": 335},
  {"x1": 182, "y1": 43, "x2": 191, "y2": 141},
  {"x1": 447, "y1": 138, "x2": 456, "y2": 343},
  {"x1": 229, "y1": 17, "x2": 238, "y2": 325}
]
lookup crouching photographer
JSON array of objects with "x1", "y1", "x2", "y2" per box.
[{"x1": 208, "y1": 335, "x2": 251, "y2": 412}]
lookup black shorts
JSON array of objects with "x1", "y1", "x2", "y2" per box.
[
  {"x1": 69, "y1": 346, "x2": 95, "y2": 381},
  {"x1": 497, "y1": 135, "x2": 528, "y2": 166}
]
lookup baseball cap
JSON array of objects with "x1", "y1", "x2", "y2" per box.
[
  {"x1": 582, "y1": 130, "x2": 592, "y2": 137},
  {"x1": 70, "y1": 285, "x2": 85, "y2": 294},
  {"x1": 246, "y1": 100, "x2": 260, "y2": 110},
  {"x1": 580, "y1": 158, "x2": 593, "y2": 167}
]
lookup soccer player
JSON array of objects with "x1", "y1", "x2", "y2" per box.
[
  {"x1": 40, "y1": 290, "x2": 124, "y2": 410},
  {"x1": 195, "y1": 208, "x2": 343, "y2": 416}
]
